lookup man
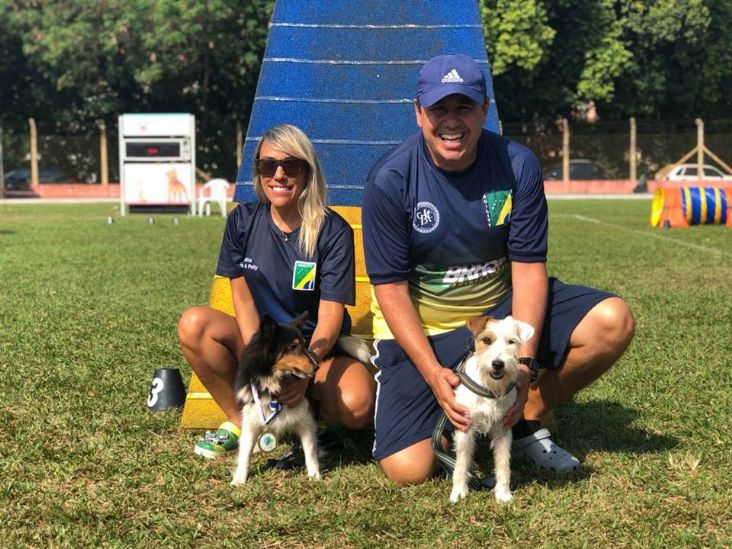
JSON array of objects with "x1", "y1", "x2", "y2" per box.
[{"x1": 362, "y1": 54, "x2": 634, "y2": 484}]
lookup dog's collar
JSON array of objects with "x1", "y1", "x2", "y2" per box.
[
  {"x1": 457, "y1": 372, "x2": 516, "y2": 399},
  {"x1": 305, "y1": 349, "x2": 320, "y2": 371},
  {"x1": 456, "y1": 356, "x2": 516, "y2": 399},
  {"x1": 251, "y1": 383, "x2": 282, "y2": 425}
]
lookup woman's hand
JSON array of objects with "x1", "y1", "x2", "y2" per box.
[{"x1": 276, "y1": 376, "x2": 310, "y2": 408}]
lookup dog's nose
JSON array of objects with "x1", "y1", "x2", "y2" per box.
[{"x1": 492, "y1": 359, "x2": 504, "y2": 370}]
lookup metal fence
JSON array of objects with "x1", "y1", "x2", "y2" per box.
[
  {"x1": 2, "y1": 118, "x2": 731, "y2": 192},
  {"x1": 504, "y1": 119, "x2": 732, "y2": 181}
]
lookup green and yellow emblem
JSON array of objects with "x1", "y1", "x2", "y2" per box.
[
  {"x1": 482, "y1": 190, "x2": 512, "y2": 227},
  {"x1": 292, "y1": 261, "x2": 317, "y2": 291}
]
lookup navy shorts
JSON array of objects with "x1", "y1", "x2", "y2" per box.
[{"x1": 371, "y1": 278, "x2": 615, "y2": 460}]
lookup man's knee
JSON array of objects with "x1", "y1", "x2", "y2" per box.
[
  {"x1": 379, "y1": 440, "x2": 440, "y2": 485},
  {"x1": 592, "y1": 297, "x2": 635, "y2": 352}
]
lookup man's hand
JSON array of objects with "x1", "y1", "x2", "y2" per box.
[
  {"x1": 427, "y1": 367, "x2": 471, "y2": 432},
  {"x1": 503, "y1": 366, "x2": 531, "y2": 428},
  {"x1": 276, "y1": 377, "x2": 310, "y2": 408}
]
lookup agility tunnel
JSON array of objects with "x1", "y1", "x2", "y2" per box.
[{"x1": 650, "y1": 186, "x2": 732, "y2": 228}]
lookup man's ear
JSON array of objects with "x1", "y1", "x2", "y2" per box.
[{"x1": 414, "y1": 100, "x2": 424, "y2": 128}]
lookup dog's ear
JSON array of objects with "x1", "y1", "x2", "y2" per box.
[
  {"x1": 466, "y1": 315, "x2": 491, "y2": 336},
  {"x1": 259, "y1": 314, "x2": 279, "y2": 342},
  {"x1": 506, "y1": 316, "x2": 535, "y2": 344},
  {"x1": 291, "y1": 311, "x2": 309, "y2": 329}
]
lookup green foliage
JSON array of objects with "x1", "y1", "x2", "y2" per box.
[
  {"x1": 482, "y1": 0, "x2": 732, "y2": 122},
  {"x1": 1, "y1": 0, "x2": 731, "y2": 157},
  {"x1": 0, "y1": 201, "x2": 731, "y2": 546},
  {"x1": 2, "y1": 0, "x2": 273, "y2": 175},
  {"x1": 481, "y1": 0, "x2": 556, "y2": 75}
]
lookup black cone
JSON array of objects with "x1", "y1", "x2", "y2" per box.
[{"x1": 147, "y1": 368, "x2": 187, "y2": 411}]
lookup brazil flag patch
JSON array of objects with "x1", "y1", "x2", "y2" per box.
[
  {"x1": 292, "y1": 261, "x2": 317, "y2": 291},
  {"x1": 482, "y1": 190, "x2": 513, "y2": 227}
]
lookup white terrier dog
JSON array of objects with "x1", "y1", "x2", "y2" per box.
[{"x1": 449, "y1": 315, "x2": 535, "y2": 503}]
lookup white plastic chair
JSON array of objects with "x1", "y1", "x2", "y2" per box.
[{"x1": 198, "y1": 179, "x2": 230, "y2": 217}]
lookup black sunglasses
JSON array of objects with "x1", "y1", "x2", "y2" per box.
[{"x1": 256, "y1": 157, "x2": 309, "y2": 178}]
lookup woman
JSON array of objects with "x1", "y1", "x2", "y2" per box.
[{"x1": 178, "y1": 124, "x2": 375, "y2": 458}]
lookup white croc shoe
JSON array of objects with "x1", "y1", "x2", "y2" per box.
[{"x1": 512, "y1": 428, "x2": 580, "y2": 472}]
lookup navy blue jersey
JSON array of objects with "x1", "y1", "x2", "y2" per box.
[
  {"x1": 362, "y1": 129, "x2": 547, "y2": 338},
  {"x1": 216, "y1": 202, "x2": 355, "y2": 338}
]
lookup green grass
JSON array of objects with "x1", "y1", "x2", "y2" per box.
[{"x1": 1, "y1": 200, "x2": 730, "y2": 548}]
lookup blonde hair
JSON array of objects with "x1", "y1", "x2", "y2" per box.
[{"x1": 252, "y1": 124, "x2": 328, "y2": 258}]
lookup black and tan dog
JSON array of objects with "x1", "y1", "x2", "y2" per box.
[{"x1": 230, "y1": 313, "x2": 370, "y2": 485}]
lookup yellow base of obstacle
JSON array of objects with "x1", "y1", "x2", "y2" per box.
[
  {"x1": 650, "y1": 186, "x2": 731, "y2": 228},
  {"x1": 179, "y1": 206, "x2": 371, "y2": 430}
]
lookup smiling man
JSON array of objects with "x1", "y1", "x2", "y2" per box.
[{"x1": 362, "y1": 54, "x2": 635, "y2": 484}]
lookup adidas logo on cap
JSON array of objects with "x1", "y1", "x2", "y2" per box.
[{"x1": 441, "y1": 69, "x2": 463, "y2": 83}]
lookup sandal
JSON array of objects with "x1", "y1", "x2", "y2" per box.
[
  {"x1": 194, "y1": 422, "x2": 240, "y2": 459},
  {"x1": 512, "y1": 428, "x2": 580, "y2": 472}
]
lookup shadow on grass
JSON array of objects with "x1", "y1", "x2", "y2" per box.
[
  {"x1": 256, "y1": 428, "x2": 376, "y2": 476},
  {"x1": 252, "y1": 400, "x2": 676, "y2": 485},
  {"x1": 473, "y1": 399, "x2": 678, "y2": 487},
  {"x1": 556, "y1": 399, "x2": 678, "y2": 456}
]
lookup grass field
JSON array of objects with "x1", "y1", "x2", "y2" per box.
[{"x1": 1, "y1": 199, "x2": 730, "y2": 548}]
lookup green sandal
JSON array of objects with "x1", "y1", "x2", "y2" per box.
[{"x1": 194, "y1": 421, "x2": 241, "y2": 459}]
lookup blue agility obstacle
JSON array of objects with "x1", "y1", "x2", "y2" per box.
[
  {"x1": 182, "y1": 1, "x2": 499, "y2": 428},
  {"x1": 234, "y1": 0, "x2": 500, "y2": 206}
]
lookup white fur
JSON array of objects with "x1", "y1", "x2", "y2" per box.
[
  {"x1": 335, "y1": 335, "x2": 372, "y2": 365},
  {"x1": 449, "y1": 316, "x2": 535, "y2": 503},
  {"x1": 229, "y1": 333, "x2": 371, "y2": 486},
  {"x1": 231, "y1": 383, "x2": 320, "y2": 486}
]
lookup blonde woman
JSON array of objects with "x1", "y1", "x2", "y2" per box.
[{"x1": 179, "y1": 124, "x2": 375, "y2": 459}]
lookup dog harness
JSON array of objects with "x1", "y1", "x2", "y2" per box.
[{"x1": 431, "y1": 356, "x2": 517, "y2": 491}]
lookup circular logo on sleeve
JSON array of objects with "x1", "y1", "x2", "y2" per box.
[{"x1": 413, "y1": 202, "x2": 440, "y2": 233}]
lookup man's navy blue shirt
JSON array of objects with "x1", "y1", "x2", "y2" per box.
[{"x1": 362, "y1": 129, "x2": 547, "y2": 337}]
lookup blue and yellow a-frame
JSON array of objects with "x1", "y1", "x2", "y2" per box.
[{"x1": 181, "y1": 0, "x2": 501, "y2": 428}]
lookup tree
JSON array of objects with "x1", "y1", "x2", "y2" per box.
[
  {"x1": 481, "y1": 0, "x2": 732, "y2": 123},
  {"x1": 3, "y1": 0, "x2": 273, "y2": 176}
]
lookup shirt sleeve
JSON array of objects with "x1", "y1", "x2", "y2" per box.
[
  {"x1": 318, "y1": 218, "x2": 356, "y2": 305},
  {"x1": 215, "y1": 204, "x2": 248, "y2": 278},
  {"x1": 362, "y1": 169, "x2": 412, "y2": 284},
  {"x1": 507, "y1": 149, "x2": 548, "y2": 262}
]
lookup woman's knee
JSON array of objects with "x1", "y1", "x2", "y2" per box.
[
  {"x1": 316, "y1": 358, "x2": 375, "y2": 429},
  {"x1": 339, "y1": 388, "x2": 375, "y2": 430},
  {"x1": 177, "y1": 306, "x2": 210, "y2": 345}
]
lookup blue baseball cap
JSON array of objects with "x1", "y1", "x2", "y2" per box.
[{"x1": 416, "y1": 54, "x2": 487, "y2": 107}]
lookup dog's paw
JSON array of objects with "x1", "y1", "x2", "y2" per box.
[
  {"x1": 307, "y1": 471, "x2": 322, "y2": 481},
  {"x1": 230, "y1": 473, "x2": 248, "y2": 486},
  {"x1": 494, "y1": 488, "x2": 513, "y2": 503},
  {"x1": 449, "y1": 485, "x2": 468, "y2": 503}
]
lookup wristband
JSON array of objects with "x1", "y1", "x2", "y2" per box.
[{"x1": 518, "y1": 357, "x2": 539, "y2": 383}]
